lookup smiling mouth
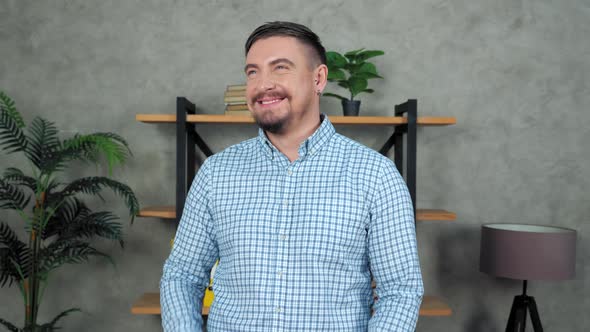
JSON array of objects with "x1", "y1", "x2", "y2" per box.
[{"x1": 257, "y1": 98, "x2": 285, "y2": 106}]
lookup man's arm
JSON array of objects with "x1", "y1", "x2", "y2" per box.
[
  {"x1": 160, "y1": 159, "x2": 219, "y2": 331},
  {"x1": 367, "y1": 159, "x2": 424, "y2": 331}
]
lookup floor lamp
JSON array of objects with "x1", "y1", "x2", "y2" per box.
[{"x1": 479, "y1": 223, "x2": 576, "y2": 332}]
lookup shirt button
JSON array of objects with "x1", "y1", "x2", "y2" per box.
[
  {"x1": 280, "y1": 234, "x2": 287, "y2": 240},
  {"x1": 282, "y1": 200, "x2": 288, "y2": 207},
  {"x1": 287, "y1": 170, "x2": 293, "y2": 175},
  {"x1": 277, "y1": 270, "x2": 283, "y2": 277},
  {"x1": 275, "y1": 306, "x2": 282, "y2": 313}
]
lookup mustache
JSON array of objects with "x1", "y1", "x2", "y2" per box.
[{"x1": 251, "y1": 91, "x2": 288, "y2": 103}]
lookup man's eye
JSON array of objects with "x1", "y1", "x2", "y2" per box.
[
  {"x1": 246, "y1": 70, "x2": 257, "y2": 76},
  {"x1": 276, "y1": 65, "x2": 287, "y2": 70}
]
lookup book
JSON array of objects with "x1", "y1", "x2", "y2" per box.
[
  {"x1": 227, "y1": 84, "x2": 246, "y2": 91},
  {"x1": 226, "y1": 104, "x2": 249, "y2": 112},
  {"x1": 224, "y1": 110, "x2": 252, "y2": 116},
  {"x1": 223, "y1": 96, "x2": 248, "y2": 104},
  {"x1": 224, "y1": 90, "x2": 246, "y2": 98}
]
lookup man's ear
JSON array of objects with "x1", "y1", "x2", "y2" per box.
[{"x1": 314, "y1": 64, "x2": 328, "y2": 94}]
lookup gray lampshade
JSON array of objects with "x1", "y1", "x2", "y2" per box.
[{"x1": 480, "y1": 223, "x2": 576, "y2": 281}]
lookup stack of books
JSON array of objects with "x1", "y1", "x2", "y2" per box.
[{"x1": 224, "y1": 84, "x2": 250, "y2": 116}]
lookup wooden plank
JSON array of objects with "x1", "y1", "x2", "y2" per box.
[
  {"x1": 138, "y1": 206, "x2": 176, "y2": 219},
  {"x1": 416, "y1": 209, "x2": 457, "y2": 221},
  {"x1": 131, "y1": 293, "x2": 209, "y2": 315},
  {"x1": 136, "y1": 114, "x2": 456, "y2": 126},
  {"x1": 131, "y1": 292, "x2": 450, "y2": 317},
  {"x1": 420, "y1": 295, "x2": 453, "y2": 316},
  {"x1": 139, "y1": 206, "x2": 455, "y2": 222}
]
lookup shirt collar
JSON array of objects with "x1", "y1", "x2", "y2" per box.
[{"x1": 257, "y1": 113, "x2": 335, "y2": 161}]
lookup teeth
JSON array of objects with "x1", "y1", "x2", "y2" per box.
[{"x1": 260, "y1": 99, "x2": 282, "y2": 105}]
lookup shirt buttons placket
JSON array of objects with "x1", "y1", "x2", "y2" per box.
[{"x1": 274, "y1": 165, "x2": 295, "y2": 324}]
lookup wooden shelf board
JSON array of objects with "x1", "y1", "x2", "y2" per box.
[
  {"x1": 131, "y1": 292, "x2": 450, "y2": 317},
  {"x1": 139, "y1": 206, "x2": 455, "y2": 222},
  {"x1": 136, "y1": 114, "x2": 456, "y2": 126},
  {"x1": 138, "y1": 206, "x2": 176, "y2": 219},
  {"x1": 131, "y1": 292, "x2": 210, "y2": 315},
  {"x1": 420, "y1": 295, "x2": 453, "y2": 316},
  {"x1": 416, "y1": 209, "x2": 457, "y2": 221}
]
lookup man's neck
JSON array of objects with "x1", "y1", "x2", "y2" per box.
[{"x1": 266, "y1": 113, "x2": 322, "y2": 163}]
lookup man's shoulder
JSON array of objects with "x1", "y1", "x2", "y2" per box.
[
  {"x1": 204, "y1": 137, "x2": 259, "y2": 167},
  {"x1": 331, "y1": 133, "x2": 393, "y2": 169}
]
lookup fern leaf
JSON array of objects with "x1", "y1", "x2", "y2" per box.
[
  {"x1": 39, "y1": 240, "x2": 113, "y2": 273},
  {"x1": 0, "y1": 222, "x2": 30, "y2": 287},
  {"x1": 59, "y1": 177, "x2": 139, "y2": 221},
  {"x1": 0, "y1": 178, "x2": 32, "y2": 211},
  {"x1": 61, "y1": 133, "x2": 131, "y2": 175},
  {"x1": 0, "y1": 317, "x2": 20, "y2": 332},
  {"x1": 0, "y1": 92, "x2": 27, "y2": 154},
  {"x1": 42, "y1": 308, "x2": 81, "y2": 330},
  {"x1": 42, "y1": 197, "x2": 87, "y2": 240},
  {"x1": 25, "y1": 117, "x2": 61, "y2": 173},
  {"x1": 63, "y1": 211, "x2": 123, "y2": 244},
  {"x1": 2, "y1": 168, "x2": 36, "y2": 191}
]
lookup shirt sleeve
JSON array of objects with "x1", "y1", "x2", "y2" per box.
[
  {"x1": 367, "y1": 159, "x2": 424, "y2": 331},
  {"x1": 160, "y1": 158, "x2": 219, "y2": 331}
]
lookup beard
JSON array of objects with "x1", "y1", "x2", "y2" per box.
[
  {"x1": 250, "y1": 91, "x2": 290, "y2": 134},
  {"x1": 253, "y1": 112, "x2": 286, "y2": 134}
]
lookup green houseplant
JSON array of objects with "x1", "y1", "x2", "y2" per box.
[
  {"x1": 324, "y1": 48, "x2": 385, "y2": 116},
  {"x1": 0, "y1": 91, "x2": 139, "y2": 331}
]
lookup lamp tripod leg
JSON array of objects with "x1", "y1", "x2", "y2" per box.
[
  {"x1": 527, "y1": 296, "x2": 543, "y2": 332},
  {"x1": 506, "y1": 296, "x2": 527, "y2": 332}
]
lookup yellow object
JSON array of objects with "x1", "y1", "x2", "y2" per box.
[{"x1": 203, "y1": 285, "x2": 215, "y2": 307}]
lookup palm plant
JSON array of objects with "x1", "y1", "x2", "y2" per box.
[{"x1": 0, "y1": 91, "x2": 139, "y2": 331}]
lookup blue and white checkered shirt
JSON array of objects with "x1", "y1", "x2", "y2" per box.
[{"x1": 160, "y1": 113, "x2": 423, "y2": 331}]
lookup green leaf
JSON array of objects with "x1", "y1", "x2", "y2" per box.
[
  {"x1": 0, "y1": 222, "x2": 30, "y2": 287},
  {"x1": 337, "y1": 82, "x2": 350, "y2": 89},
  {"x1": 358, "y1": 62, "x2": 378, "y2": 75},
  {"x1": 327, "y1": 68, "x2": 346, "y2": 81},
  {"x1": 45, "y1": 308, "x2": 81, "y2": 329},
  {"x1": 61, "y1": 133, "x2": 132, "y2": 176},
  {"x1": 0, "y1": 317, "x2": 20, "y2": 332},
  {"x1": 39, "y1": 240, "x2": 113, "y2": 273},
  {"x1": 0, "y1": 92, "x2": 24, "y2": 128},
  {"x1": 322, "y1": 93, "x2": 348, "y2": 101},
  {"x1": 362, "y1": 89, "x2": 375, "y2": 93},
  {"x1": 349, "y1": 76, "x2": 369, "y2": 98},
  {"x1": 344, "y1": 63, "x2": 362, "y2": 73},
  {"x1": 344, "y1": 48, "x2": 365, "y2": 57},
  {"x1": 25, "y1": 117, "x2": 61, "y2": 173},
  {"x1": 357, "y1": 50, "x2": 385, "y2": 61},
  {"x1": 0, "y1": 92, "x2": 28, "y2": 154},
  {"x1": 344, "y1": 48, "x2": 365, "y2": 62},
  {"x1": 0, "y1": 178, "x2": 32, "y2": 211},
  {"x1": 326, "y1": 51, "x2": 347, "y2": 68},
  {"x1": 355, "y1": 72, "x2": 383, "y2": 80},
  {"x1": 3, "y1": 168, "x2": 36, "y2": 191},
  {"x1": 58, "y1": 176, "x2": 139, "y2": 221}
]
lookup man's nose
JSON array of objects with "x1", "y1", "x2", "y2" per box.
[{"x1": 257, "y1": 72, "x2": 276, "y2": 91}]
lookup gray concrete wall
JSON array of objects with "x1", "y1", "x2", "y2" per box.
[{"x1": 1, "y1": 0, "x2": 588, "y2": 331}]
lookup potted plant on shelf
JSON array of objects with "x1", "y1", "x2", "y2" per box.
[
  {"x1": 0, "y1": 91, "x2": 139, "y2": 331},
  {"x1": 324, "y1": 48, "x2": 385, "y2": 116}
]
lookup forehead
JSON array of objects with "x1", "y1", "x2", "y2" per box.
[{"x1": 246, "y1": 36, "x2": 311, "y2": 64}]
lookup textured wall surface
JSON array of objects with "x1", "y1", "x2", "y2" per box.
[{"x1": 1, "y1": 0, "x2": 588, "y2": 331}]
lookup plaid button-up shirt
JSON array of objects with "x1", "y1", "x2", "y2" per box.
[{"x1": 160, "y1": 113, "x2": 423, "y2": 331}]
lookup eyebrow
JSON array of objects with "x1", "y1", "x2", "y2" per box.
[{"x1": 244, "y1": 58, "x2": 296, "y2": 73}]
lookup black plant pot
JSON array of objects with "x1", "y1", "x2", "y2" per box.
[{"x1": 341, "y1": 99, "x2": 361, "y2": 116}]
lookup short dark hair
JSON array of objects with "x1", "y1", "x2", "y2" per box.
[{"x1": 245, "y1": 21, "x2": 327, "y2": 66}]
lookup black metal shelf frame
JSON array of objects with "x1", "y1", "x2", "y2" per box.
[{"x1": 174, "y1": 97, "x2": 418, "y2": 223}]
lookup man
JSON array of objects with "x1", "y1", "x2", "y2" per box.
[{"x1": 160, "y1": 21, "x2": 423, "y2": 331}]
